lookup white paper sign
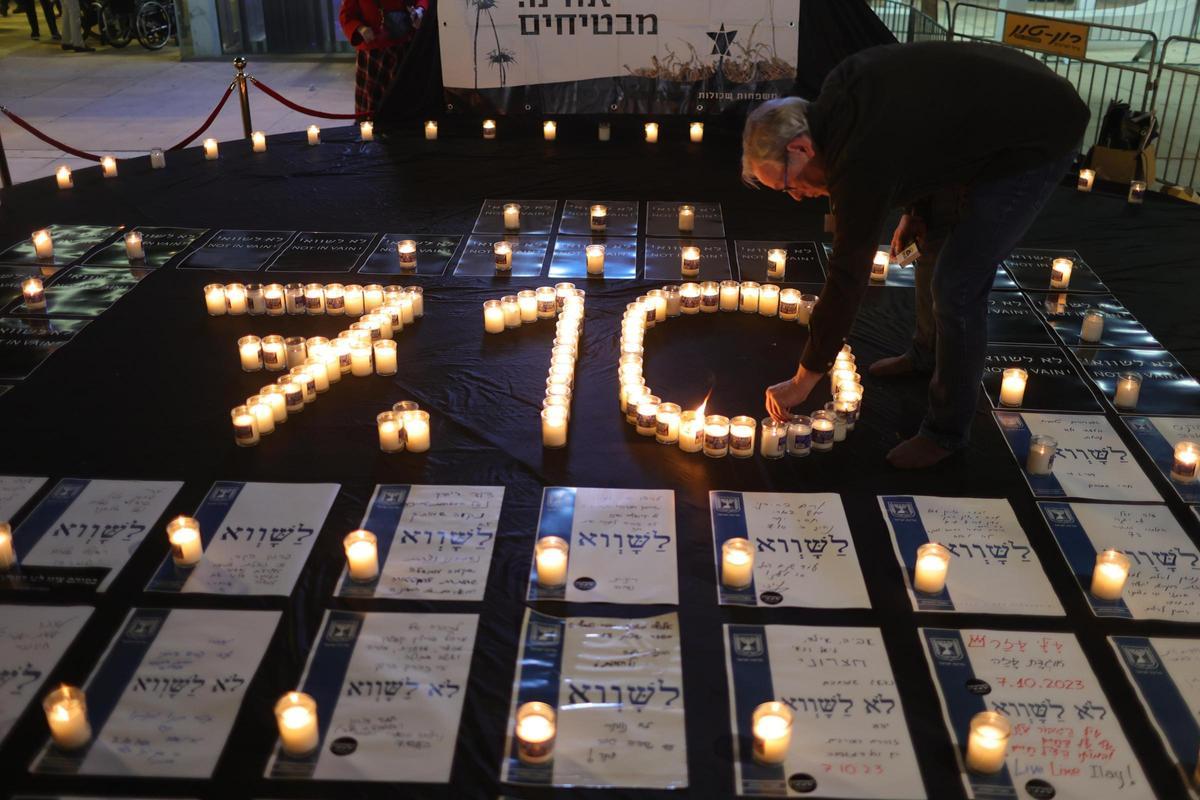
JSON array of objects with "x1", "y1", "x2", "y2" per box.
[
  {"x1": 145, "y1": 481, "x2": 338, "y2": 596},
  {"x1": 0, "y1": 605, "x2": 92, "y2": 744},
  {"x1": 880, "y1": 495, "x2": 1062, "y2": 615},
  {"x1": 921, "y1": 627, "x2": 1154, "y2": 800},
  {"x1": 724, "y1": 624, "x2": 925, "y2": 798},
  {"x1": 337, "y1": 484, "x2": 503, "y2": 601},
  {"x1": 0, "y1": 475, "x2": 46, "y2": 521},
  {"x1": 1110, "y1": 636, "x2": 1200, "y2": 798},
  {"x1": 528, "y1": 487, "x2": 677, "y2": 604},
  {"x1": 35, "y1": 608, "x2": 279, "y2": 778},
  {"x1": 994, "y1": 411, "x2": 1160, "y2": 502},
  {"x1": 709, "y1": 491, "x2": 868, "y2": 608},
  {"x1": 10, "y1": 478, "x2": 183, "y2": 591},
  {"x1": 501, "y1": 609, "x2": 687, "y2": 788},
  {"x1": 266, "y1": 611, "x2": 478, "y2": 782},
  {"x1": 1041, "y1": 502, "x2": 1200, "y2": 621}
]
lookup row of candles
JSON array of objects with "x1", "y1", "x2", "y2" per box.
[
  {"x1": 998, "y1": 364, "x2": 1147, "y2": 411},
  {"x1": 441, "y1": 119, "x2": 706, "y2": 144},
  {"x1": 49, "y1": 122, "x2": 377, "y2": 187},
  {"x1": 480, "y1": 283, "x2": 586, "y2": 448},
  {"x1": 204, "y1": 281, "x2": 423, "y2": 318},
  {"x1": 1076, "y1": 168, "x2": 1148, "y2": 205},
  {"x1": 27, "y1": 228, "x2": 145, "y2": 267}
]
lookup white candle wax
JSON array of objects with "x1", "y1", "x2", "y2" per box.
[
  {"x1": 55, "y1": 165, "x2": 73, "y2": 189},
  {"x1": 124, "y1": 231, "x2": 144, "y2": 261},
  {"x1": 1114, "y1": 373, "x2": 1141, "y2": 409},
  {"x1": 1050, "y1": 258, "x2": 1073, "y2": 289},
  {"x1": 914, "y1": 543, "x2": 950, "y2": 593},
  {"x1": 689, "y1": 121, "x2": 704, "y2": 143},
  {"x1": 515, "y1": 702, "x2": 556, "y2": 764},
  {"x1": 32, "y1": 229, "x2": 54, "y2": 261},
  {"x1": 778, "y1": 289, "x2": 800, "y2": 320},
  {"x1": 503, "y1": 204, "x2": 521, "y2": 231},
  {"x1": 664, "y1": 287, "x2": 681, "y2": 316},
  {"x1": 811, "y1": 418, "x2": 835, "y2": 452},
  {"x1": 345, "y1": 530, "x2": 379, "y2": 581},
  {"x1": 502, "y1": 296, "x2": 521, "y2": 328},
  {"x1": 655, "y1": 403, "x2": 681, "y2": 444},
  {"x1": 542, "y1": 407, "x2": 568, "y2": 448},
  {"x1": 231, "y1": 405, "x2": 260, "y2": 447},
  {"x1": 1027, "y1": 435, "x2": 1057, "y2": 476},
  {"x1": 730, "y1": 417, "x2": 756, "y2": 458},
  {"x1": 483, "y1": 300, "x2": 505, "y2": 334},
  {"x1": 1080, "y1": 309, "x2": 1105, "y2": 343},
  {"x1": 373, "y1": 340, "x2": 398, "y2": 375},
  {"x1": 999, "y1": 368, "x2": 1027, "y2": 407},
  {"x1": 251, "y1": 131, "x2": 267, "y2": 152},
  {"x1": 408, "y1": 287, "x2": 424, "y2": 317},
  {"x1": 349, "y1": 343, "x2": 372, "y2": 377},
  {"x1": 704, "y1": 415, "x2": 730, "y2": 458},
  {"x1": 22, "y1": 278, "x2": 46, "y2": 311},
  {"x1": 543, "y1": 120, "x2": 557, "y2": 140},
  {"x1": 586, "y1": 244, "x2": 606, "y2": 275},
  {"x1": 101, "y1": 156, "x2": 117, "y2": 178},
  {"x1": 767, "y1": 248, "x2": 787, "y2": 279},
  {"x1": 275, "y1": 693, "x2": 319, "y2": 756},
  {"x1": 797, "y1": 294, "x2": 818, "y2": 325},
  {"x1": 739, "y1": 283, "x2": 761, "y2": 314},
  {"x1": 966, "y1": 713, "x2": 1010, "y2": 774},
  {"x1": 758, "y1": 285, "x2": 780, "y2": 317},
  {"x1": 248, "y1": 396, "x2": 275, "y2": 435},
  {"x1": 360, "y1": 121, "x2": 374, "y2": 141},
  {"x1": 403, "y1": 410, "x2": 430, "y2": 452},
  {"x1": 260, "y1": 387, "x2": 288, "y2": 422},
  {"x1": 517, "y1": 291, "x2": 537, "y2": 323},
  {"x1": 679, "y1": 413, "x2": 704, "y2": 453},
  {"x1": 752, "y1": 703, "x2": 793, "y2": 765},
  {"x1": 44, "y1": 686, "x2": 91, "y2": 750},
  {"x1": 644, "y1": 122, "x2": 659, "y2": 143},
  {"x1": 304, "y1": 358, "x2": 329, "y2": 392},
  {"x1": 378, "y1": 412, "x2": 404, "y2": 453},
  {"x1": 203, "y1": 138, "x2": 219, "y2": 160},
  {"x1": 535, "y1": 537, "x2": 569, "y2": 587},
  {"x1": 719, "y1": 281, "x2": 739, "y2": 312},
  {"x1": 721, "y1": 538, "x2": 754, "y2": 588},
  {"x1": 306, "y1": 124, "x2": 320, "y2": 145},
  {"x1": 678, "y1": 204, "x2": 695, "y2": 232},
  {"x1": 168, "y1": 516, "x2": 204, "y2": 565},
  {"x1": 0, "y1": 523, "x2": 14, "y2": 569},
  {"x1": 363, "y1": 285, "x2": 385, "y2": 312},
  {"x1": 238, "y1": 336, "x2": 262, "y2": 371},
  {"x1": 225, "y1": 284, "x2": 248, "y2": 315},
  {"x1": 425, "y1": 120, "x2": 438, "y2": 140},
  {"x1": 1091, "y1": 550, "x2": 1130, "y2": 600}
]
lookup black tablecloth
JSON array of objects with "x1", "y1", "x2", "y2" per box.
[{"x1": 1, "y1": 118, "x2": 1199, "y2": 799}]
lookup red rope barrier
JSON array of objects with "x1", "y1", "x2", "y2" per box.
[
  {"x1": 249, "y1": 77, "x2": 368, "y2": 120},
  {"x1": 0, "y1": 106, "x2": 102, "y2": 161},
  {"x1": 167, "y1": 84, "x2": 236, "y2": 151}
]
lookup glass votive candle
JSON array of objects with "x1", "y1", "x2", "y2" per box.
[
  {"x1": 373, "y1": 340, "x2": 397, "y2": 375},
  {"x1": 31, "y1": 228, "x2": 54, "y2": 262},
  {"x1": 407, "y1": 285, "x2": 424, "y2": 317},
  {"x1": 797, "y1": 293, "x2": 818, "y2": 325},
  {"x1": 585, "y1": 244, "x2": 606, "y2": 276},
  {"x1": 503, "y1": 203, "x2": 521, "y2": 232},
  {"x1": 662, "y1": 285, "x2": 681, "y2": 317},
  {"x1": 492, "y1": 241, "x2": 513, "y2": 272},
  {"x1": 246, "y1": 394, "x2": 275, "y2": 435},
  {"x1": 321, "y1": 283, "x2": 344, "y2": 315},
  {"x1": 767, "y1": 248, "x2": 787, "y2": 279},
  {"x1": 515, "y1": 701, "x2": 557, "y2": 764},
  {"x1": 751, "y1": 701, "x2": 793, "y2": 765},
  {"x1": 349, "y1": 340, "x2": 373, "y2": 377},
  {"x1": 285, "y1": 336, "x2": 307, "y2": 368},
  {"x1": 677, "y1": 203, "x2": 694, "y2": 232},
  {"x1": 1091, "y1": 549, "x2": 1131, "y2": 600},
  {"x1": 824, "y1": 401, "x2": 848, "y2": 442},
  {"x1": 377, "y1": 410, "x2": 404, "y2": 452},
  {"x1": 251, "y1": 130, "x2": 267, "y2": 152},
  {"x1": 344, "y1": 529, "x2": 379, "y2": 582},
  {"x1": 22, "y1": 277, "x2": 46, "y2": 311},
  {"x1": 811, "y1": 410, "x2": 836, "y2": 451},
  {"x1": 535, "y1": 536, "x2": 569, "y2": 588},
  {"x1": 913, "y1": 542, "x2": 951, "y2": 594},
  {"x1": 965, "y1": 711, "x2": 1011, "y2": 774},
  {"x1": 304, "y1": 356, "x2": 330, "y2": 392},
  {"x1": 788, "y1": 415, "x2": 812, "y2": 457},
  {"x1": 482, "y1": 119, "x2": 496, "y2": 139},
  {"x1": 999, "y1": 367, "x2": 1027, "y2": 407},
  {"x1": 304, "y1": 282, "x2": 325, "y2": 315},
  {"x1": 402, "y1": 409, "x2": 430, "y2": 452},
  {"x1": 678, "y1": 246, "x2": 701, "y2": 278},
  {"x1": 516, "y1": 290, "x2": 537, "y2": 322},
  {"x1": 689, "y1": 121, "x2": 704, "y2": 143},
  {"x1": 224, "y1": 282, "x2": 248, "y2": 314},
  {"x1": 1078, "y1": 168, "x2": 1095, "y2": 192},
  {"x1": 150, "y1": 147, "x2": 166, "y2": 168},
  {"x1": 721, "y1": 537, "x2": 754, "y2": 588},
  {"x1": 123, "y1": 230, "x2": 144, "y2": 261},
  {"x1": 363, "y1": 283, "x2": 385, "y2": 311},
  {"x1": 341, "y1": 284, "x2": 364, "y2": 316},
  {"x1": 260, "y1": 335, "x2": 285, "y2": 372},
  {"x1": 55, "y1": 164, "x2": 73, "y2": 189},
  {"x1": 758, "y1": 284, "x2": 780, "y2": 316},
  {"x1": 760, "y1": 418, "x2": 787, "y2": 459},
  {"x1": 542, "y1": 120, "x2": 557, "y2": 141},
  {"x1": 739, "y1": 281, "x2": 761, "y2": 314},
  {"x1": 242, "y1": 282, "x2": 264, "y2": 315},
  {"x1": 238, "y1": 335, "x2": 263, "y2": 372},
  {"x1": 1027, "y1": 434, "x2": 1057, "y2": 475},
  {"x1": 275, "y1": 692, "x2": 319, "y2": 756},
  {"x1": 483, "y1": 299, "x2": 505, "y2": 334},
  {"x1": 276, "y1": 376, "x2": 304, "y2": 414},
  {"x1": 1128, "y1": 179, "x2": 1146, "y2": 204},
  {"x1": 598, "y1": 121, "x2": 611, "y2": 141},
  {"x1": 655, "y1": 402, "x2": 681, "y2": 444},
  {"x1": 704, "y1": 414, "x2": 731, "y2": 458},
  {"x1": 1172, "y1": 440, "x2": 1200, "y2": 484},
  {"x1": 778, "y1": 288, "x2": 801, "y2": 321},
  {"x1": 871, "y1": 251, "x2": 889, "y2": 282},
  {"x1": 203, "y1": 137, "x2": 219, "y2": 160},
  {"x1": 729, "y1": 416, "x2": 757, "y2": 458},
  {"x1": 259, "y1": 385, "x2": 288, "y2": 423},
  {"x1": 1113, "y1": 371, "x2": 1142, "y2": 409},
  {"x1": 646, "y1": 289, "x2": 667, "y2": 322},
  {"x1": 501, "y1": 295, "x2": 521, "y2": 328},
  {"x1": 1050, "y1": 257, "x2": 1073, "y2": 289},
  {"x1": 360, "y1": 120, "x2": 374, "y2": 141},
  {"x1": 1080, "y1": 307, "x2": 1105, "y2": 343},
  {"x1": 677, "y1": 282, "x2": 701, "y2": 314},
  {"x1": 619, "y1": 377, "x2": 645, "y2": 414},
  {"x1": 43, "y1": 685, "x2": 91, "y2": 750},
  {"x1": 590, "y1": 204, "x2": 607, "y2": 233},
  {"x1": 624, "y1": 387, "x2": 649, "y2": 424},
  {"x1": 166, "y1": 515, "x2": 203, "y2": 565},
  {"x1": 836, "y1": 389, "x2": 862, "y2": 430},
  {"x1": 306, "y1": 124, "x2": 320, "y2": 145},
  {"x1": 635, "y1": 396, "x2": 662, "y2": 437},
  {"x1": 284, "y1": 283, "x2": 305, "y2": 314},
  {"x1": 678, "y1": 410, "x2": 703, "y2": 453},
  {"x1": 700, "y1": 281, "x2": 720, "y2": 313},
  {"x1": 719, "y1": 280, "x2": 740, "y2": 312},
  {"x1": 542, "y1": 406, "x2": 568, "y2": 448},
  {"x1": 644, "y1": 122, "x2": 659, "y2": 143}
]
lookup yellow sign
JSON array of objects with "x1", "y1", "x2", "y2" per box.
[{"x1": 1003, "y1": 12, "x2": 1089, "y2": 59}]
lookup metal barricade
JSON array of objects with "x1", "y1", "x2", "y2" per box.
[
  {"x1": 868, "y1": 0, "x2": 952, "y2": 43},
  {"x1": 947, "y1": 0, "x2": 1197, "y2": 44},
  {"x1": 1153, "y1": 36, "x2": 1200, "y2": 189},
  {"x1": 950, "y1": 3, "x2": 1158, "y2": 159}
]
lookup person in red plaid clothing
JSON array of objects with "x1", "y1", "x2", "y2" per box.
[{"x1": 340, "y1": 0, "x2": 429, "y2": 116}]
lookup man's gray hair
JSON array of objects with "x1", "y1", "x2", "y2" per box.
[{"x1": 741, "y1": 96, "x2": 812, "y2": 187}]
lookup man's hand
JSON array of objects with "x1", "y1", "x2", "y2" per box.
[
  {"x1": 765, "y1": 367, "x2": 824, "y2": 423},
  {"x1": 890, "y1": 213, "x2": 926, "y2": 259},
  {"x1": 411, "y1": 6, "x2": 423, "y2": 29},
  {"x1": 358, "y1": 25, "x2": 375, "y2": 43}
]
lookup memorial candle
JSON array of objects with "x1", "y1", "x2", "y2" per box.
[
  {"x1": 503, "y1": 203, "x2": 521, "y2": 231},
  {"x1": 760, "y1": 418, "x2": 787, "y2": 459},
  {"x1": 43, "y1": 685, "x2": 90, "y2": 750},
  {"x1": 1114, "y1": 371, "x2": 1142, "y2": 409},
  {"x1": 680, "y1": 246, "x2": 701, "y2": 278},
  {"x1": 22, "y1": 277, "x2": 46, "y2": 311},
  {"x1": 730, "y1": 416, "x2": 757, "y2": 458},
  {"x1": 32, "y1": 229, "x2": 54, "y2": 262},
  {"x1": 373, "y1": 340, "x2": 397, "y2": 375},
  {"x1": 377, "y1": 411, "x2": 403, "y2": 452},
  {"x1": 677, "y1": 204, "x2": 695, "y2": 232},
  {"x1": 542, "y1": 406, "x2": 568, "y2": 448},
  {"x1": 752, "y1": 702, "x2": 793, "y2": 765},
  {"x1": 999, "y1": 368, "x2": 1027, "y2": 407},
  {"x1": 536, "y1": 286, "x2": 557, "y2": 318},
  {"x1": 515, "y1": 289, "x2": 537, "y2": 323},
  {"x1": 363, "y1": 284, "x2": 384, "y2": 312},
  {"x1": 260, "y1": 385, "x2": 288, "y2": 423},
  {"x1": 1091, "y1": 549, "x2": 1131, "y2": 600},
  {"x1": 349, "y1": 341, "x2": 373, "y2": 377},
  {"x1": 966, "y1": 711, "x2": 1010, "y2": 774},
  {"x1": 704, "y1": 414, "x2": 730, "y2": 458},
  {"x1": 663, "y1": 285, "x2": 681, "y2": 316},
  {"x1": 482, "y1": 119, "x2": 497, "y2": 139},
  {"x1": 797, "y1": 293, "x2": 818, "y2": 325},
  {"x1": 275, "y1": 692, "x2": 319, "y2": 756},
  {"x1": 303, "y1": 357, "x2": 329, "y2": 392},
  {"x1": 689, "y1": 121, "x2": 704, "y2": 142},
  {"x1": 0, "y1": 522, "x2": 14, "y2": 569},
  {"x1": 424, "y1": 120, "x2": 438, "y2": 140},
  {"x1": 586, "y1": 244, "x2": 606, "y2": 275},
  {"x1": 238, "y1": 335, "x2": 263, "y2": 372},
  {"x1": 306, "y1": 124, "x2": 320, "y2": 145},
  {"x1": 1027, "y1": 434, "x2": 1057, "y2": 475},
  {"x1": 636, "y1": 396, "x2": 661, "y2": 437},
  {"x1": 483, "y1": 300, "x2": 505, "y2": 334},
  {"x1": 247, "y1": 394, "x2": 275, "y2": 434},
  {"x1": 1050, "y1": 257, "x2": 1073, "y2": 289},
  {"x1": 619, "y1": 377, "x2": 645, "y2": 414},
  {"x1": 515, "y1": 702, "x2": 556, "y2": 764},
  {"x1": 396, "y1": 239, "x2": 418, "y2": 270},
  {"x1": 117, "y1": 231, "x2": 144, "y2": 263},
  {"x1": 167, "y1": 515, "x2": 203, "y2": 565},
  {"x1": 225, "y1": 283, "x2": 248, "y2": 315},
  {"x1": 778, "y1": 288, "x2": 800, "y2": 321},
  {"x1": 277, "y1": 376, "x2": 304, "y2": 413},
  {"x1": 535, "y1": 536, "x2": 569, "y2": 587},
  {"x1": 870, "y1": 251, "x2": 889, "y2": 282},
  {"x1": 914, "y1": 542, "x2": 951, "y2": 594},
  {"x1": 360, "y1": 121, "x2": 374, "y2": 141},
  {"x1": 101, "y1": 155, "x2": 117, "y2": 177},
  {"x1": 739, "y1": 281, "x2": 761, "y2": 314},
  {"x1": 542, "y1": 120, "x2": 557, "y2": 141},
  {"x1": 1128, "y1": 180, "x2": 1146, "y2": 204},
  {"x1": 150, "y1": 148, "x2": 166, "y2": 169},
  {"x1": 721, "y1": 537, "x2": 754, "y2": 588},
  {"x1": 285, "y1": 336, "x2": 308, "y2": 368},
  {"x1": 403, "y1": 409, "x2": 430, "y2": 452},
  {"x1": 1080, "y1": 307, "x2": 1105, "y2": 343},
  {"x1": 824, "y1": 401, "x2": 848, "y2": 442},
  {"x1": 55, "y1": 165, "x2": 73, "y2": 189},
  {"x1": 344, "y1": 529, "x2": 379, "y2": 581},
  {"x1": 644, "y1": 122, "x2": 659, "y2": 143},
  {"x1": 1078, "y1": 168, "x2": 1095, "y2": 192},
  {"x1": 203, "y1": 138, "x2": 219, "y2": 160},
  {"x1": 679, "y1": 410, "x2": 704, "y2": 453},
  {"x1": 259, "y1": 335, "x2": 284, "y2": 372},
  {"x1": 767, "y1": 248, "x2": 787, "y2": 280},
  {"x1": 251, "y1": 130, "x2": 267, "y2": 152},
  {"x1": 494, "y1": 241, "x2": 513, "y2": 271},
  {"x1": 343, "y1": 284, "x2": 364, "y2": 316},
  {"x1": 283, "y1": 283, "x2": 304, "y2": 315},
  {"x1": 700, "y1": 281, "x2": 720, "y2": 313},
  {"x1": 719, "y1": 280, "x2": 740, "y2": 312},
  {"x1": 811, "y1": 410, "x2": 835, "y2": 451},
  {"x1": 1172, "y1": 441, "x2": 1200, "y2": 483},
  {"x1": 655, "y1": 402, "x2": 681, "y2": 444},
  {"x1": 589, "y1": 204, "x2": 607, "y2": 233},
  {"x1": 788, "y1": 415, "x2": 812, "y2": 457}
]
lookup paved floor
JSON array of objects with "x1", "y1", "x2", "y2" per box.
[{"x1": 0, "y1": 8, "x2": 354, "y2": 185}]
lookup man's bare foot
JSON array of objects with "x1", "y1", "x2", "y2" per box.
[
  {"x1": 869, "y1": 353, "x2": 916, "y2": 377},
  {"x1": 887, "y1": 435, "x2": 954, "y2": 469}
]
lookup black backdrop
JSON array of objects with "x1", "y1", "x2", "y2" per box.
[{"x1": 0, "y1": 120, "x2": 1199, "y2": 800}]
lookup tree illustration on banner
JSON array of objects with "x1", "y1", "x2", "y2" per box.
[{"x1": 467, "y1": 0, "x2": 514, "y2": 89}]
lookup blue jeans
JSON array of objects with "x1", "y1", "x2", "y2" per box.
[{"x1": 918, "y1": 153, "x2": 1074, "y2": 451}]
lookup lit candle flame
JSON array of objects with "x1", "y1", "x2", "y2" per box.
[{"x1": 695, "y1": 388, "x2": 713, "y2": 418}]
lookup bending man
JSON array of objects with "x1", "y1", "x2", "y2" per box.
[{"x1": 743, "y1": 42, "x2": 1089, "y2": 468}]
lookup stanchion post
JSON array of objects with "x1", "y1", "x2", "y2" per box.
[
  {"x1": 234, "y1": 57, "x2": 253, "y2": 140},
  {"x1": 0, "y1": 124, "x2": 12, "y2": 190}
]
